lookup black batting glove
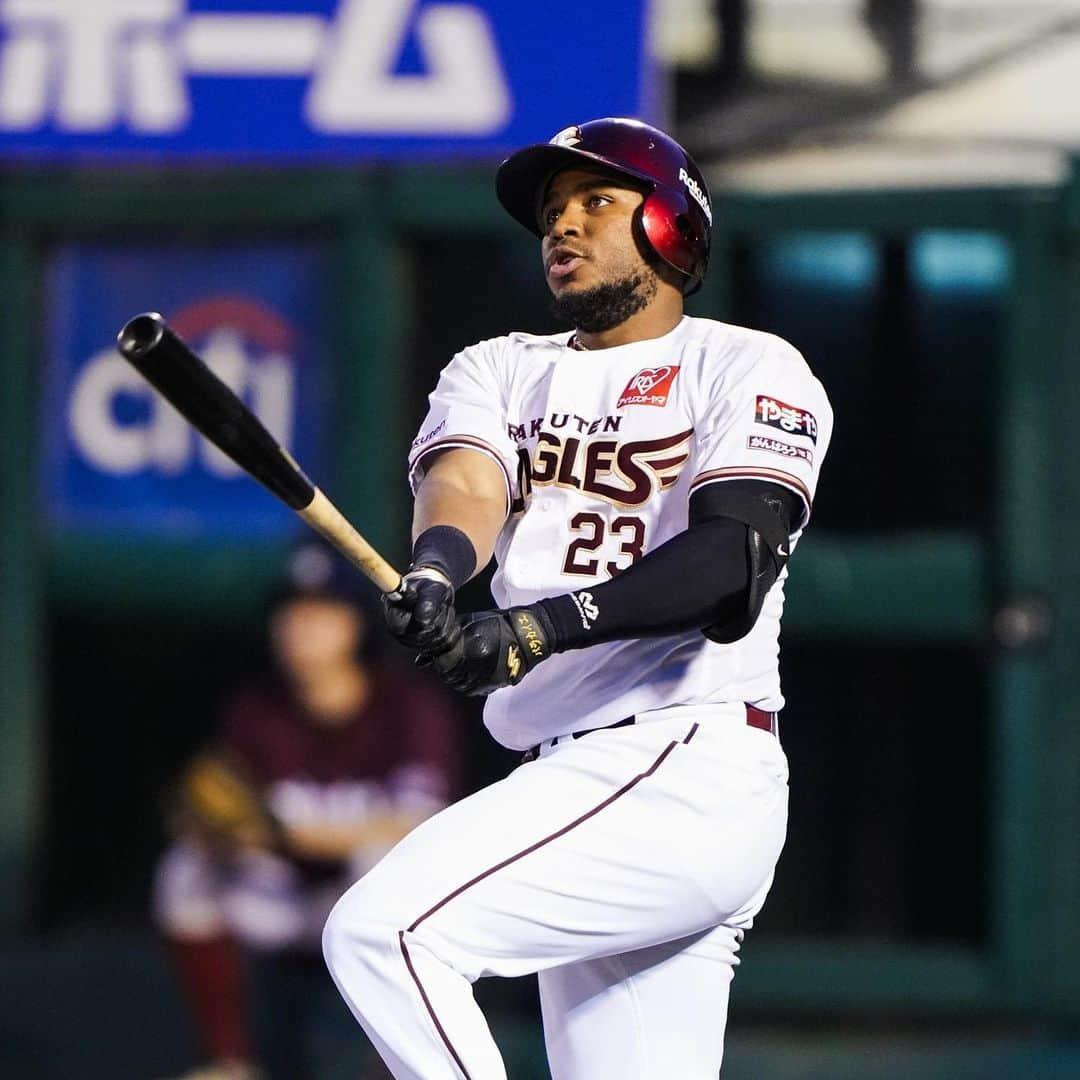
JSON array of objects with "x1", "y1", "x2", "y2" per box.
[
  {"x1": 381, "y1": 567, "x2": 461, "y2": 654},
  {"x1": 421, "y1": 605, "x2": 557, "y2": 696}
]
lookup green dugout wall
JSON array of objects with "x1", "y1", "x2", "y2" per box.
[
  {"x1": 1, "y1": 162, "x2": 1078, "y2": 1024},
  {"x1": 711, "y1": 176, "x2": 1080, "y2": 1020}
]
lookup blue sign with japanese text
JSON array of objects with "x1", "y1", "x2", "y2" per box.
[
  {"x1": 42, "y1": 244, "x2": 331, "y2": 537},
  {"x1": 0, "y1": 1, "x2": 654, "y2": 160}
]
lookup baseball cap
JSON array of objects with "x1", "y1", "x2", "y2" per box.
[{"x1": 269, "y1": 542, "x2": 375, "y2": 613}]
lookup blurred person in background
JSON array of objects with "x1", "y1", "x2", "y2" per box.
[{"x1": 153, "y1": 544, "x2": 460, "y2": 1080}]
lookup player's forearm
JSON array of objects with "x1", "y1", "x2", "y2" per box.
[
  {"x1": 536, "y1": 480, "x2": 800, "y2": 651},
  {"x1": 421, "y1": 517, "x2": 757, "y2": 697},
  {"x1": 411, "y1": 451, "x2": 507, "y2": 579},
  {"x1": 539, "y1": 516, "x2": 752, "y2": 649},
  {"x1": 412, "y1": 478, "x2": 502, "y2": 575},
  {"x1": 383, "y1": 449, "x2": 506, "y2": 654}
]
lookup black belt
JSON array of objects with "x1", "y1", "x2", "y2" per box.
[{"x1": 523, "y1": 705, "x2": 777, "y2": 762}]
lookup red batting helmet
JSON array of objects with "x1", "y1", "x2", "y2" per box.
[{"x1": 495, "y1": 117, "x2": 712, "y2": 294}]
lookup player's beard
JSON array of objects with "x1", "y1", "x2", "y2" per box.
[{"x1": 551, "y1": 268, "x2": 658, "y2": 333}]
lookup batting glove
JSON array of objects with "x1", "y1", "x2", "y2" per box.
[
  {"x1": 421, "y1": 605, "x2": 556, "y2": 696},
  {"x1": 382, "y1": 567, "x2": 461, "y2": 654}
]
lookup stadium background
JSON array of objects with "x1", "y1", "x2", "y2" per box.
[{"x1": 1, "y1": 1, "x2": 1079, "y2": 1076}]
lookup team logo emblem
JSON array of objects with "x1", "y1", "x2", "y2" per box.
[
  {"x1": 506, "y1": 644, "x2": 521, "y2": 679},
  {"x1": 617, "y1": 366, "x2": 680, "y2": 408},
  {"x1": 577, "y1": 592, "x2": 599, "y2": 622},
  {"x1": 755, "y1": 395, "x2": 818, "y2": 443},
  {"x1": 570, "y1": 591, "x2": 600, "y2": 629},
  {"x1": 550, "y1": 125, "x2": 583, "y2": 147}
]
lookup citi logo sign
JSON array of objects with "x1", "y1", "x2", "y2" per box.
[
  {"x1": 69, "y1": 296, "x2": 296, "y2": 478},
  {"x1": 0, "y1": 0, "x2": 511, "y2": 136}
]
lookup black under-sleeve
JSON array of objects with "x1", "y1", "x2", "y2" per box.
[
  {"x1": 536, "y1": 479, "x2": 801, "y2": 652},
  {"x1": 539, "y1": 516, "x2": 751, "y2": 651}
]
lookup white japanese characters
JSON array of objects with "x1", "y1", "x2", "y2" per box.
[{"x1": 0, "y1": 0, "x2": 510, "y2": 135}]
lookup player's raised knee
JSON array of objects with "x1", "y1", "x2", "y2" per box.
[
  {"x1": 322, "y1": 879, "x2": 403, "y2": 975},
  {"x1": 321, "y1": 898, "x2": 351, "y2": 974}
]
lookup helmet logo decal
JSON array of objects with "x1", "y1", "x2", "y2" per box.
[
  {"x1": 678, "y1": 167, "x2": 712, "y2": 225},
  {"x1": 550, "y1": 125, "x2": 583, "y2": 148}
]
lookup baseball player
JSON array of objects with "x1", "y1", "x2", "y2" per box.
[{"x1": 323, "y1": 117, "x2": 832, "y2": 1078}]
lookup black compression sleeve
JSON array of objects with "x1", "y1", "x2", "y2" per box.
[{"x1": 538, "y1": 516, "x2": 751, "y2": 651}]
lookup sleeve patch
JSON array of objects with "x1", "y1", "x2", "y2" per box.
[
  {"x1": 746, "y1": 434, "x2": 813, "y2": 465},
  {"x1": 755, "y1": 395, "x2": 818, "y2": 443}
]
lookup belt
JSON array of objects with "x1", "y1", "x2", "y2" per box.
[
  {"x1": 745, "y1": 704, "x2": 779, "y2": 735},
  {"x1": 523, "y1": 704, "x2": 778, "y2": 762}
]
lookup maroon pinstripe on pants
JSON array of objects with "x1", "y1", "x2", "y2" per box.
[{"x1": 397, "y1": 723, "x2": 700, "y2": 1078}]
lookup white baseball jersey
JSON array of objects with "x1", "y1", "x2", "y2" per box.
[{"x1": 409, "y1": 315, "x2": 832, "y2": 751}]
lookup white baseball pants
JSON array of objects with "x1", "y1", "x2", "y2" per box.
[{"x1": 322, "y1": 703, "x2": 789, "y2": 1079}]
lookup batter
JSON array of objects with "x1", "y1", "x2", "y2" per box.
[{"x1": 323, "y1": 117, "x2": 832, "y2": 1078}]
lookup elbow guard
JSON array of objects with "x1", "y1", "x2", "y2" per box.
[
  {"x1": 702, "y1": 522, "x2": 780, "y2": 644},
  {"x1": 690, "y1": 481, "x2": 802, "y2": 644}
]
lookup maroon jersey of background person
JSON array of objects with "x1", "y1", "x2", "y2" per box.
[{"x1": 221, "y1": 663, "x2": 460, "y2": 874}]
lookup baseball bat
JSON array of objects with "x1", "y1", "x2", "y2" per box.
[{"x1": 116, "y1": 312, "x2": 402, "y2": 594}]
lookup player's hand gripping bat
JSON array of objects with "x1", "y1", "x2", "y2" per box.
[{"x1": 116, "y1": 312, "x2": 402, "y2": 594}]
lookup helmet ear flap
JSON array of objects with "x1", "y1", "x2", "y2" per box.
[{"x1": 640, "y1": 187, "x2": 706, "y2": 292}]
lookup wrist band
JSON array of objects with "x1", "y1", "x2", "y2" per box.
[{"x1": 411, "y1": 526, "x2": 477, "y2": 589}]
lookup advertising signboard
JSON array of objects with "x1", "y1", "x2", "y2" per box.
[
  {"x1": 0, "y1": 1, "x2": 654, "y2": 159},
  {"x1": 41, "y1": 243, "x2": 331, "y2": 537}
]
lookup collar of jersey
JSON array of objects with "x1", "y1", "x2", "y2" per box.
[{"x1": 563, "y1": 316, "x2": 689, "y2": 354}]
